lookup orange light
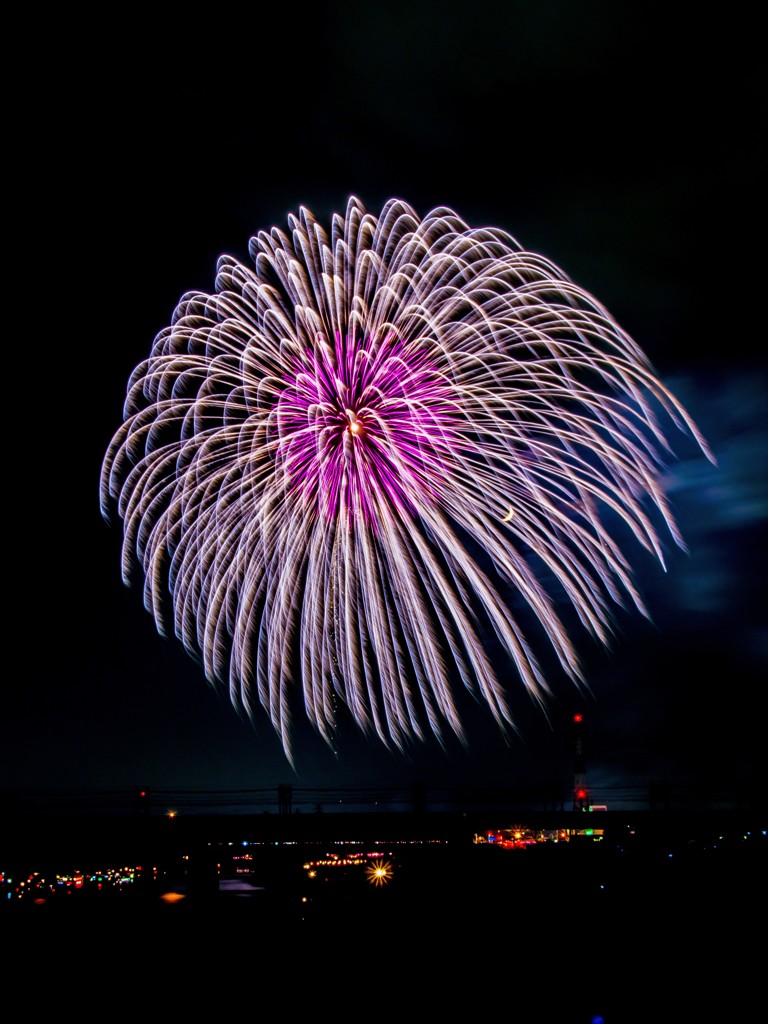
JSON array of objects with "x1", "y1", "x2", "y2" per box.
[
  {"x1": 159, "y1": 891, "x2": 186, "y2": 904},
  {"x1": 366, "y1": 859, "x2": 393, "y2": 887}
]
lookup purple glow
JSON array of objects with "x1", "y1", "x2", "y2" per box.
[{"x1": 276, "y1": 329, "x2": 459, "y2": 521}]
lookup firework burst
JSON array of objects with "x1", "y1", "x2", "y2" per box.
[{"x1": 100, "y1": 196, "x2": 712, "y2": 763}]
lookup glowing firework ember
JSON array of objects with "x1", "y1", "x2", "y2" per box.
[
  {"x1": 367, "y1": 859, "x2": 393, "y2": 887},
  {"x1": 100, "y1": 196, "x2": 712, "y2": 762}
]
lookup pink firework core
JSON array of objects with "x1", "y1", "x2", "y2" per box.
[{"x1": 275, "y1": 329, "x2": 458, "y2": 522}]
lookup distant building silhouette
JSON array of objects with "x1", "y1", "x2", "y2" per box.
[{"x1": 572, "y1": 714, "x2": 590, "y2": 811}]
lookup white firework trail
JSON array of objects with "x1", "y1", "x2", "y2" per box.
[{"x1": 100, "y1": 196, "x2": 713, "y2": 763}]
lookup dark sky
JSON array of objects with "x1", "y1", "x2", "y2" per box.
[{"x1": 8, "y1": 3, "x2": 766, "y2": 812}]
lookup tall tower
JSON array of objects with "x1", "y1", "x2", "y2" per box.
[{"x1": 572, "y1": 713, "x2": 590, "y2": 811}]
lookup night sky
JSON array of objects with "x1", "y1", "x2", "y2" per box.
[{"x1": 8, "y1": 3, "x2": 766, "y2": 811}]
